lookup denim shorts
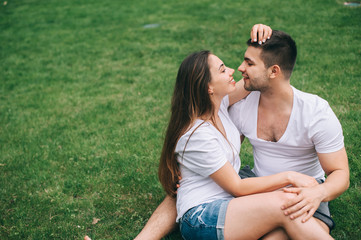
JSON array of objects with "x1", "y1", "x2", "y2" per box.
[{"x1": 179, "y1": 199, "x2": 230, "y2": 240}]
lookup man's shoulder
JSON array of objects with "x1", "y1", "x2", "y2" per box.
[
  {"x1": 232, "y1": 91, "x2": 260, "y2": 108},
  {"x1": 229, "y1": 91, "x2": 259, "y2": 123},
  {"x1": 293, "y1": 86, "x2": 327, "y2": 101},
  {"x1": 293, "y1": 86, "x2": 329, "y2": 111}
]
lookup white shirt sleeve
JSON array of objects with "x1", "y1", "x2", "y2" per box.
[
  {"x1": 177, "y1": 125, "x2": 228, "y2": 177},
  {"x1": 309, "y1": 103, "x2": 344, "y2": 153}
]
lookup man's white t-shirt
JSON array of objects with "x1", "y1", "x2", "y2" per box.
[
  {"x1": 175, "y1": 96, "x2": 241, "y2": 222},
  {"x1": 229, "y1": 86, "x2": 344, "y2": 180}
]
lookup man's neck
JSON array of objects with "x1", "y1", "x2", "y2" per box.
[
  {"x1": 259, "y1": 81, "x2": 293, "y2": 112},
  {"x1": 256, "y1": 80, "x2": 294, "y2": 142}
]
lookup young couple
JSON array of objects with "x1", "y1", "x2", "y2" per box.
[{"x1": 135, "y1": 24, "x2": 349, "y2": 240}]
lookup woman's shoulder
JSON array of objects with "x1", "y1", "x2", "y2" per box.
[
  {"x1": 182, "y1": 120, "x2": 214, "y2": 138},
  {"x1": 177, "y1": 120, "x2": 217, "y2": 150}
]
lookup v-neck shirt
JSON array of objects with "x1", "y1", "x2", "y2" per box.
[{"x1": 229, "y1": 86, "x2": 344, "y2": 179}]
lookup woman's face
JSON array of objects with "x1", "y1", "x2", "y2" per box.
[{"x1": 208, "y1": 54, "x2": 236, "y2": 98}]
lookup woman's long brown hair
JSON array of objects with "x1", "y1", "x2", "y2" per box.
[{"x1": 158, "y1": 50, "x2": 215, "y2": 197}]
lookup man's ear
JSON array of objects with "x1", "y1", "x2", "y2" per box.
[{"x1": 269, "y1": 65, "x2": 281, "y2": 78}]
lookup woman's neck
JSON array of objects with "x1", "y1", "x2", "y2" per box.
[
  {"x1": 202, "y1": 94, "x2": 226, "y2": 136},
  {"x1": 210, "y1": 94, "x2": 223, "y2": 116}
]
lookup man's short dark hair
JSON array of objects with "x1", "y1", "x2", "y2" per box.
[{"x1": 247, "y1": 30, "x2": 297, "y2": 79}]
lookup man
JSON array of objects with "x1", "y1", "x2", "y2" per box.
[
  {"x1": 135, "y1": 25, "x2": 349, "y2": 239},
  {"x1": 228, "y1": 28, "x2": 349, "y2": 238}
]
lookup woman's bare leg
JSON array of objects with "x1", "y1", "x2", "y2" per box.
[
  {"x1": 134, "y1": 195, "x2": 177, "y2": 240},
  {"x1": 261, "y1": 218, "x2": 330, "y2": 240},
  {"x1": 224, "y1": 191, "x2": 332, "y2": 240},
  {"x1": 260, "y1": 228, "x2": 289, "y2": 240}
]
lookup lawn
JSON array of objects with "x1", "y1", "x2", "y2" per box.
[{"x1": 0, "y1": 0, "x2": 360, "y2": 239}]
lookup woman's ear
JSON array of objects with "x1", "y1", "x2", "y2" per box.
[{"x1": 208, "y1": 86, "x2": 214, "y2": 95}]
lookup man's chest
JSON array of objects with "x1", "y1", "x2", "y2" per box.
[{"x1": 257, "y1": 110, "x2": 291, "y2": 142}]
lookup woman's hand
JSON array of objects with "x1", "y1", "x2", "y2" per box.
[
  {"x1": 288, "y1": 171, "x2": 318, "y2": 188},
  {"x1": 250, "y1": 24, "x2": 272, "y2": 44}
]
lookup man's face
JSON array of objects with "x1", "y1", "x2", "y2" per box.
[{"x1": 238, "y1": 46, "x2": 269, "y2": 92}]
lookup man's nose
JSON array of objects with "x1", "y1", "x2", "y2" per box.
[{"x1": 238, "y1": 62, "x2": 245, "y2": 72}]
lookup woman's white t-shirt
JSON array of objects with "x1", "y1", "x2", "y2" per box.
[{"x1": 175, "y1": 96, "x2": 241, "y2": 222}]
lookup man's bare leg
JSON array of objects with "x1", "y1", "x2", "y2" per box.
[{"x1": 134, "y1": 195, "x2": 177, "y2": 240}]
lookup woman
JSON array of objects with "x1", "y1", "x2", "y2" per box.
[{"x1": 156, "y1": 50, "x2": 333, "y2": 240}]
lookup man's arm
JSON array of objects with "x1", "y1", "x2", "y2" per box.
[
  {"x1": 282, "y1": 147, "x2": 349, "y2": 222},
  {"x1": 317, "y1": 147, "x2": 349, "y2": 201},
  {"x1": 134, "y1": 195, "x2": 177, "y2": 240}
]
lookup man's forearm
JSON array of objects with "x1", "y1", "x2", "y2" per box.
[
  {"x1": 319, "y1": 169, "x2": 349, "y2": 202},
  {"x1": 318, "y1": 147, "x2": 350, "y2": 202}
]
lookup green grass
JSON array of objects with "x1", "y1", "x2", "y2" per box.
[{"x1": 0, "y1": 0, "x2": 360, "y2": 239}]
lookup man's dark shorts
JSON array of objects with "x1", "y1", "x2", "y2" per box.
[{"x1": 238, "y1": 166, "x2": 335, "y2": 231}]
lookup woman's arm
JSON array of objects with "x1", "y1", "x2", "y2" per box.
[
  {"x1": 228, "y1": 79, "x2": 249, "y2": 106},
  {"x1": 210, "y1": 162, "x2": 317, "y2": 197},
  {"x1": 228, "y1": 24, "x2": 272, "y2": 106}
]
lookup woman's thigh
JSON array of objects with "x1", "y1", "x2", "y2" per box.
[{"x1": 224, "y1": 191, "x2": 293, "y2": 240}]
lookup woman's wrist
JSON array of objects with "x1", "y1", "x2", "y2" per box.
[{"x1": 285, "y1": 171, "x2": 295, "y2": 185}]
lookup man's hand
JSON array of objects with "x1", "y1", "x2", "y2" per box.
[
  {"x1": 281, "y1": 184, "x2": 326, "y2": 223},
  {"x1": 250, "y1": 24, "x2": 272, "y2": 44},
  {"x1": 281, "y1": 148, "x2": 349, "y2": 223}
]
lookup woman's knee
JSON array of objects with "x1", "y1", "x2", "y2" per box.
[
  {"x1": 273, "y1": 191, "x2": 297, "y2": 205},
  {"x1": 261, "y1": 191, "x2": 297, "y2": 216}
]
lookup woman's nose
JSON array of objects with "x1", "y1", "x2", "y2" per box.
[{"x1": 230, "y1": 68, "x2": 235, "y2": 75}]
